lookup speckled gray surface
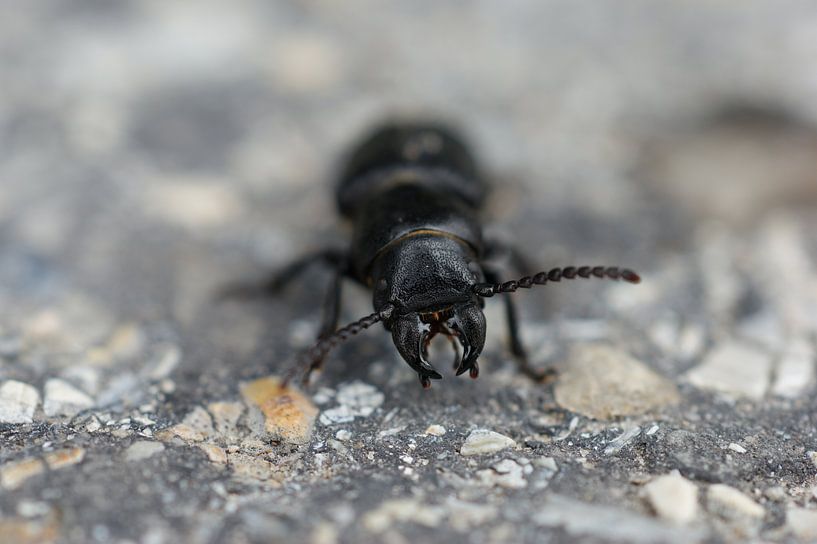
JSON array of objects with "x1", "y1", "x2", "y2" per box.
[{"x1": 3, "y1": 2, "x2": 817, "y2": 543}]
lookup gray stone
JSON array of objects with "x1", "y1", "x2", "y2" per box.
[
  {"x1": 685, "y1": 341, "x2": 773, "y2": 400},
  {"x1": 771, "y1": 338, "x2": 814, "y2": 398},
  {"x1": 707, "y1": 484, "x2": 765, "y2": 520},
  {"x1": 319, "y1": 381, "x2": 384, "y2": 425},
  {"x1": 554, "y1": 345, "x2": 680, "y2": 420},
  {"x1": 644, "y1": 472, "x2": 699, "y2": 525},
  {"x1": 0, "y1": 380, "x2": 40, "y2": 424},
  {"x1": 534, "y1": 495, "x2": 706, "y2": 543},
  {"x1": 786, "y1": 508, "x2": 817, "y2": 541},
  {"x1": 460, "y1": 429, "x2": 517, "y2": 456},
  {"x1": 43, "y1": 379, "x2": 94, "y2": 417},
  {"x1": 124, "y1": 441, "x2": 165, "y2": 462}
]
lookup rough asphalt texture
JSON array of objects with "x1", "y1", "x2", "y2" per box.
[{"x1": 2, "y1": 2, "x2": 817, "y2": 543}]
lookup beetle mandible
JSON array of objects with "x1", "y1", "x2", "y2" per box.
[{"x1": 263, "y1": 122, "x2": 640, "y2": 389}]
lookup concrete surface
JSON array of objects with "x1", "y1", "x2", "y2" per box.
[{"x1": 2, "y1": 1, "x2": 817, "y2": 543}]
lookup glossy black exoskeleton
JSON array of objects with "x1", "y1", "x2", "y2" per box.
[{"x1": 243, "y1": 122, "x2": 640, "y2": 389}]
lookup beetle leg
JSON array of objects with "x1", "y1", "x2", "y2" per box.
[
  {"x1": 483, "y1": 239, "x2": 533, "y2": 280},
  {"x1": 216, "y1": 248, "x2": 346, "y2": 300},
  {"x1": 304, "y1": 262, "x2": 348, "y2": 380},
  {"x1": 483, "y1": 268, "x2": 556, "y2": 383}
]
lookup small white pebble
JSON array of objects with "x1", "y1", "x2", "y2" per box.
[
  {"x1": 84, "y1": 418, "x2": 101, "y2": 433},
  {"x1": 335, "y1": 429, "x2": 352, "y2": 441},
  {"x1": 460, "y1": 429, "x2": 516, "y2": 456},
  {"x1": 787, "y1": 507, "x2": 817, "y2": 541},
  {"x1": 0, "y1": 380, "x2": 40, "y2": 424},
  {"x1": 43, "y1": 379, "x2": 94, "y2": 417},
  {"x1": 644, "y1": 471, "x2": 699, "y2": 524},
  {"x1": 534, "y1": 457, "x2": 559, "y2": 472},
  {"x1": 708, "y1": 484, "x2": 765, "y2": 519},
  {"x1": 425, "y1": 424, "x2": 446, "y2": 436},
  {"x1": 124, "y1": 441, "x2": 165, "y2": 462},
  {"x1": 728, "y1": 443, "x2": 747, "y2": 454}
]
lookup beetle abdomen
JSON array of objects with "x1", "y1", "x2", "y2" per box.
[{"x1": 336, "y1": 122, "x2": 487, "y2": 217}]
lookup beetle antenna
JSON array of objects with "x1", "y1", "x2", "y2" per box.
[
  {"x1": 282, "y1": 304, "x2": 395, "y2": 386},
  {"x1": 472, "y1": 266, "x2": 640, "y2": 297}
]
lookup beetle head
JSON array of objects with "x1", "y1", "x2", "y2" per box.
[{"x1": 370, "y1": 234, "x2": 487, "y2": 387}]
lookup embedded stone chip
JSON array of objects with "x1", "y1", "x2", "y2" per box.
[
  {"x1": 43, "y1": 379, "x2": 94, "y2": 417},
  {"x1": 707, "y1": 484, "x2": 765, "y2": 520},
  {"x1": 241, "y1": 376, "x2": 318, "y2": 444},
  {"x1": 554, "y1": 345, "x2": 679, "y2": 420},
  {"x1": 0, "y1": 380, "x2": 40, "y2": 424},
  {"x1": 460, "y1": 429, "x2": 517, "y2": 456},
  {"x1": 644, "y1": 472, "x2": 699, "y2": 524}
]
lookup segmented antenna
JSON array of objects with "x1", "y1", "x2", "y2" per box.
[
  {"x1": 472, "y1": 266, "x2": 640, "y2": 297},
  {"x1": 282, "y1": 305, "x2": 394, "y2": 386}
]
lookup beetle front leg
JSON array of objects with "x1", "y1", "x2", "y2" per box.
[
  {"x1": 483, "y1": 268, "x2": 556, "y2": 383},
  {"x1": 303, "y1": 263, "x2": 347, "y2": 381}
]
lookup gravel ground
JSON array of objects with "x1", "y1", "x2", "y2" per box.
[{"x1": 2, "y1": 2, "x2": 817, "y2": 543}]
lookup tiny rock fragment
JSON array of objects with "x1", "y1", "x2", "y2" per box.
[
  {"x1": 534, "y1": 457, "x2": 559, "y2": 472},
  {"x1": 227, "y1": 452, "x2": 281, "y2": 484},
  {"x1": 787, "y1": 507, "x2": 817, "y2": 541},
  {"x1": 0, "y1": 448, "x2": 84, "y2": 490},
  {"x1": 554, "y1": 345, "x2": 679, "y2": 420},
  {"x1": 0, "y1": 380, "x2": 40, "y2": 424},
  {"x1": 461, "y1": 429, "x2": 517, "y2": 456},
  {"x1": 44, "y1": 447, "x2": 85, "y2": 470},
  {"x1": 685, "y1": 341, "x2": 772, "y2": 400},
  {"x1": 0, "y1": 515, "x2": 59, "y2": 544},
  {"x1": 335, "y1": 381, "x2": 384, "y2": 415},
  {"x1": 143, "y1": 180, "x2": 243, "y2": 229},
  {"x1": 707, "y1": 484, "x2": 765, "y2": 520},
  {"x1": 445, "y1": 497, "x2": 498, "y2": 532},
  {"x1": 156, "y1": 423, "x2": 205, "y2": 443},
  {"x1": 181, "y1": 406, "x2": 214, "y2": 438},
  {"x1": 425, "y1": 424, "x2": 446, "y2": 436},
  {"x1": 207, "y1": 401, "x2": 244, "y2": 438},
  {"x1": 241, "y1": 376, "x2": 318, "y2": 444},
  {"x1": 43, "y1": 379, "x2": 94, "y2": 417},
  {"x1": 362, "y1": 499, "x2": 444, "y2": 533},
  {"x1": 124, "y1": 441, "x2": 165, "y2": 462},
  {"x1": 106, "y1": 323, "x2": 144, "y2": 360},
  {"x1": 0, "y1": 458, "x2": 46, "y2": 490},
  {"x1": 199, "y1": 443, "x2": 228, "y2": 465},
  {"x1": 311, "y1": 521, "x2": 339, "y2": 544},
  {"x1": 84, "y1": 417, "x2": 102, "y2": 433},
  {"x1": 319, "y1": 381, "x2": 384, "y2": 425},
  {"x1": 727, "y1": 443, "x2": 747, "y2": 454},
  {"x1": 771, "y1": 338, "x2": 814, "y2": 398},
  {"x1": 148, "y1": 345, "x2": 181, "y2": 380},
  {"x1": 534, "y1": 494, "x2": 706, "y2": 543},
  {"x1": 478, "y1": 459, "x2": 527, "y2": 489},
  {"x1": 808, "y1": 451, "x2": 817, "y2": 470},
  {"x1": 644, "y1": 471, "x2": 699, "y2": 524},
  {"x1": 604, "y1": 426, "x2": 641, "y2": 455},
  {"x1": 764, "y1": 486, "x2": 787, "y2": 502}
]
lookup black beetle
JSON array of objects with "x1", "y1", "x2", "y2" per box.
[{"x1": 239, "y1": 122, "x2": 640, "y2": 389}]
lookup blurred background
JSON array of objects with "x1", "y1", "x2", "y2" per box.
[{"x1": 2, "y1": 1, "x2": 817, "y2": 543}]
